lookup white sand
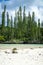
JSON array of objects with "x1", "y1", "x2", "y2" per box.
[{"x1": 0, "y1": 48, "x2": 43, "y2": 65}]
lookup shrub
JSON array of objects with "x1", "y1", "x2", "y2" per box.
[{"x1": 0, "y1": 36, "x2": 5, "y2": 42}]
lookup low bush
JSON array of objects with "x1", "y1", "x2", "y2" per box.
[{"x1": 0, "y1": 36, "x2": 5, "y2": 42}]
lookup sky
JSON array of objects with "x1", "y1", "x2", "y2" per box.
[{"x1": 0, "y1": 0, "x2": 43, "y2": 24}]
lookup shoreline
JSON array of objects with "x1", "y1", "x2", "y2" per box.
[
  {"x1": 0, "y1": 41, "x2": 43, "y2": 44},
  {"x1": 0, "y1": 43, "x2": 43, "y2": 50}
]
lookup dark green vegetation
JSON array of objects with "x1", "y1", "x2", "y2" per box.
[{"x1": 0, "y1": 5, "x2": 43, "y2": 43}]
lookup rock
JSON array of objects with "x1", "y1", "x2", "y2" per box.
[{"x1": 12, "y1": 48, "x2": 18, "y2": 53}]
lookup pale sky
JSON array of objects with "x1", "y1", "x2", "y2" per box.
[{"x1": 0, "y1": 0, "x2": 43, "y2": 24}]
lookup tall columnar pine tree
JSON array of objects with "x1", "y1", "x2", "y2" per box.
[
  {"x1": 23, "y1": 6, "x2": 26, "y2": 24},
  {"x1": 23, "y1": 6, "x2": 27, "y2": 38},
  {"x1": 40, "y1": 22, "x2": 43, "y2": 41},
  {"x1": 17, "y1": 6, "x2": 22, "y2": 38},
  {"x1": 7, "y1": 12, "x2": 9, "y2": 28},
  {"x1": 19, "y1": 6, "x2": 22, "y2": 29},
  {"x1": 2, "y1": 12, "x2": 5, "y2": 32},
  {"x1": 27, "y1": 12, "x2": 32, "y2": 40},
  {"x1": 14, "y1": 11, "x2": 17, "y2": 38},
  {"x1": 7, "y1": 12, "x2": 10, "y2": 40},
  {"x1": 10, "y1": 16, "x2": 14, "y2": 39},
  {"x1": 17, "y1": 10, "x2": 20, "y2": 38},
  {"x1": 31, "y1": 12, "x2": 36, "y2": 41},
  {"x1": 14, "y1": 12, "x2": 17, "y2": 29},
  {"x1": 34, "y1": 21, "x2": 38, "y2": 40},
  {"x1": 2, "y1": 5, "x2": 6, "y2": 34},
  {"x1": 38, "y1": 19, "x2": 41, "y2": 41}
]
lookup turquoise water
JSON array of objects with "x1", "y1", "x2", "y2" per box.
[{"x1": 0, "y1": 44, "x2": 43, "y2": 49}]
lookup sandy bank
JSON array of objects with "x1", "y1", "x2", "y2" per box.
[{"x1": 0, "y1": 48, "x2": 43, "y2": 65}]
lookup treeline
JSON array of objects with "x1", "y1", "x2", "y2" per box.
[{"x1": 0, "y1": 5, "x2": 43, "y2": 43}]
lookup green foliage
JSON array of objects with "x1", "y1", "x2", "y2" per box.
[
  {"x1": 0, "y1": 36, "x2": 5, "y2": 41},
  {"x1": 37, "y1": 19, "x2": 41, "y2": 41},
  {"x1": 0, "y1": 5, "x2": 43, "y2": 43},
  {"x1": 26, "y1": 12, "x2": 31, "y2": 39},
  {"x1": 17, "y1": 6, "x2": 23, "y2": 38},
  {"x1": 40, "y1": 27, "x2": 43, "y2": 41},
  {"x1": 7, "y1": 12, "x2": 9, "y2": 27},
  {"x1": 1, "y1": 5, "x2": 6, "y2": 36},
  {"x1": 10, "y1": 16, "x2": 14, "y2": 39}
]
